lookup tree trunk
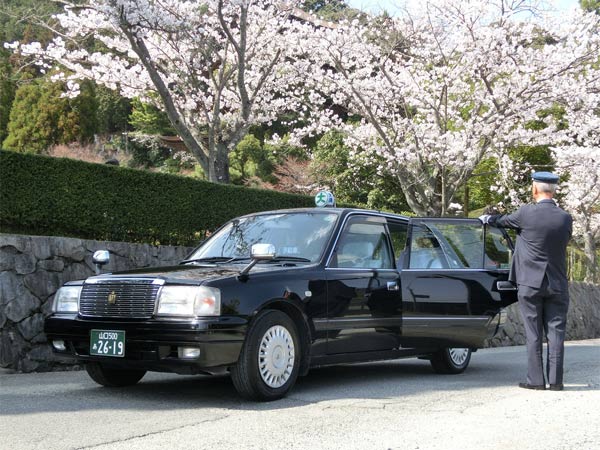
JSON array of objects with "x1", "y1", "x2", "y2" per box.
[
  {"x1": 440, "y1": 169, "x2": 447, "y2": 217},
  {"x1": 208, "y1": 142, "x2": 230, "y2": 183},
  {"x1": 402, "y1": 188, "x2": 439, "y2": 216},
  {"x1": 119, "y1": 28, "x2": 209, "y2": 172}
]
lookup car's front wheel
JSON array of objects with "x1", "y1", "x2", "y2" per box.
[
  {"x1": 85, "y1": 362, "x2": 146, "y2": 387},
  {"x1": 231, "y1": 310, "x2": 300, "y2": 401},
  {"x1": 430, "y1": 348, "x2": 472, "y2": 374}
]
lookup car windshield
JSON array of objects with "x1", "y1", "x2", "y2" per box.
[{"x1": 187, "y1": 212, "x2": 340, "y2": 263}]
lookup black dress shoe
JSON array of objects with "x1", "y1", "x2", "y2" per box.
[
  {"x1": 518, "y1": 382, "x2": 546, "y2": 390},
  {"x1": 549, "y1": 384, "x2": 564, "y2": 391}
]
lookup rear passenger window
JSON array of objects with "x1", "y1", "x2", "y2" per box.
[
  {"x1": 408, "y1": 219, "x2": 491, "y2": 270},
  {"x1": 484, "y1": 227, "x2": 511, "y2": 269},
  {"x1": 428, "y1": 222, "x2": 483, "y2": 268},
  {"x1": 409, "y1": 225, "x2": 448, "y2": 269}
]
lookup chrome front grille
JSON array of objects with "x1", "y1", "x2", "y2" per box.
[{"x1": 79, "y1": 279, "x2": 160, "y2": 318}]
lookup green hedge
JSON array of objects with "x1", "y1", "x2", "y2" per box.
[{"x1": 0, "y1": 150, "x2": 315, "y2": 246}]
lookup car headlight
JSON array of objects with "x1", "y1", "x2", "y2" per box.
[
  {"x1": 53, "y1": 286, "x2": 82, "y2": 313},
  {"x1": 156, "y1": 285, "x2": 221, "y2": 317}
]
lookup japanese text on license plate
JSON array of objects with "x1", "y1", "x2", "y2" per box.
[{"x1": 90, "y1": 330, "x2": 125, "y2": 357}]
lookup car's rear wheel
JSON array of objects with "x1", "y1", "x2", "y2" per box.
[
  {"x1": 430, "y1": 347, "x2": 472, "y2": 374},
  {"x1": 231, "y1": 310, "x2": 300, "y2": 401},
  {"x1": 85, "y1": 362, "x2": 146, "y2": 387}
]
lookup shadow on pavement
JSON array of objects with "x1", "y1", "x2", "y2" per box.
[{"x1": 0, "y1": 343, "x2": 597, "y2": 415}]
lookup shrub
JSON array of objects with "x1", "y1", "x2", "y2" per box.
[{"x1": 0, "y1": 150, "x2": 314, "y2": 246}]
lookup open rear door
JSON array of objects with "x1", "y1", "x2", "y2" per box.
[{"x1": 399, "y1": 218, "x2": 518, "y2": 347}]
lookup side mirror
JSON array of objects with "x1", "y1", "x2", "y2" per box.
[
  {"x1": 239, "y1": 243, "x2": 276, "y2": 280},
  {"x1": 92, "y1": 250, "x2": 110, "y2": 275}
]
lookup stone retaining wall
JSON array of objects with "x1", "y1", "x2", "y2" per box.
[
  {"x1": 487, "y1": 282, "x2": 600, "y2": 347},
  {"x1": 0, "y1": 234, "x2": 598, "y2": 372},
  {"x1": 0, "y1": 234, "x2": 192, "y2": 372}
]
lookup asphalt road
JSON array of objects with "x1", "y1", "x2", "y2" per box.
[{"x1": 1, "y1": 339, "x2": 599, "y2": 450}]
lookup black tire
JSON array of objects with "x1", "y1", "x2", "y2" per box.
[
  {"x1": 430, "y1": 348, "x2": 472, "y2": 374},
  {"x1": 85, "y1": 362, "x2": 146, "y2": 387},
  {"x1": 231, "y1": 310, "x2": 301, "y2": 401}
]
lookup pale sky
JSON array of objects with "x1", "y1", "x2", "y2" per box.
[{"x1": 345, "y1": 0, "x2": 580, "y2": 16}]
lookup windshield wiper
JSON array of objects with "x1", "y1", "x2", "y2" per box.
[
  {"x1": 267, "y1": 256, "x2": 312, "y2": 263},
  {"x1": 181, "y1": 257, "x2": 229, "y2": 264},
  {"x1": 181, "y1": 256, "x2": 249, "y2": 264},
  {"x1": 182, "y1": 256, "x2": 309, "y2": 265},
  {"x1": 225, "y1": 257, "x2": 253, "y2": 262}
]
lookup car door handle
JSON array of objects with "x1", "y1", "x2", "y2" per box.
[
  {"x1": 387, "y1": 281, "x2": 399, "y2": 291},
  {"x1": 496, "y1": 281, "x2": 517, "y2": 291}
]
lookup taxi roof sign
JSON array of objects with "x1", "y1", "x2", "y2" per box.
[{"x1": 315, "y1": 190, "x2": 335, "y2": 207}]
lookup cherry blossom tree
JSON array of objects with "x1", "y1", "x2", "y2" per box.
[
  {"x1": 545, "y1": 16, "x2": 600, "y2": 282},
  {"x1": 251, "y1": 156, "x2": 318, "y2": 195},
  {"x1": 554, "y1": 146, "x2": 600, "y2": 282},
  {"x1": 291, "y1": 0, "x2": 600, "y2": 216},
  {"x1": 9, "y1": 0, "x2": 310, "y2": 182},
  {"x1": 552, "y1": 63, "x2": 600, "y2": 282}
]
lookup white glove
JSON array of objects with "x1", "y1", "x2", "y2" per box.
[{"x1": 479, "y1": 214, "x2": 491, "y2": 224}]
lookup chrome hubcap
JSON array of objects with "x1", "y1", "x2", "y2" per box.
[
  {"x1": 449, "y1": 348, "x2": 470, "y2": 366},
  {"x1": 258, "y1": 325, "x2": 295, "y2": 388}
]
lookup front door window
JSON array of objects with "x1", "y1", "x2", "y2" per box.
[
  {"x1": 331, "y1": 217, "x2": 393, "y2": 269},
  {"x1": 387, "y1": 220, "x2": 409, "y2": 269}
]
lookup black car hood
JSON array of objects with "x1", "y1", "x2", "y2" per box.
[{"x1": 91, "y1": 263, "x2": 302, "y2": 284}]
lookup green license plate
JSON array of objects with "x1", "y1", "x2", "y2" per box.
[{"x1": 90, "y1": 330, "x2": 125, "y2": 357}]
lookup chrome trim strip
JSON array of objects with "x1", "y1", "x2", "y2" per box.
[
  {"x1": 401, "y1": 268, "x2": 509, "y2": 272},
  {"x1": 85, "y1": 277, "x2": 166, "y2": 285},
  {"x1": 402, "y1": 316, "x2": 490, "y2": 321},
  {"x1": 324, "y1": 268, "x2": 399, "y2": 273},
  {"x1": 401, "y1": 316, "x2": 491, "y2": 327},
  {"x1": 312, "y1": 319, "x2": 328, "y2": 331},
  {"x1": 313, "y1": 317, "x2": 402, "y2": 331},
  {"x1": 313, "y1": 315, "x2": 492, "y2": 331}
]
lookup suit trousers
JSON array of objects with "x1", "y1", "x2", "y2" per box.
[{"x1": 518, "y1": 278, "x2": 570, "y2": 386}]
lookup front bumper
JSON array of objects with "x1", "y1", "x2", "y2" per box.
[{"x1": 45, "y1": 314, "x2": 247, "y2": 374}]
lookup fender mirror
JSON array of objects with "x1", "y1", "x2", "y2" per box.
[
  {"x1": 239, "y1": 244, "x2": 276, "y2": 280},
  {"x1": 92, "y1": 250, "x2": 110, "y2": 275}
]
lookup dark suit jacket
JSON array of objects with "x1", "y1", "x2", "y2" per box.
[{"x1": 488, "y1": 199, "x2": 572, "y2": 292}]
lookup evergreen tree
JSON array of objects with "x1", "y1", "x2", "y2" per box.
[
  {"x1": 3, "y1": 80, "x2": 52, "y2": 153},
  {"x1": 96, "y1": 86, "x2": 131, "y2": 135},
  {"x1": 3, "y1": 78, "x2": 97, "y2": 153},
  {"x1": 311, "y1": 131, "x2": 409, "y2": 213},
  {"x1": 60, "y1": 79, "x2": 98, "y2": 143},
  {"x1": 0, "y1": 52, "x2": 15, "y2": 145},
  {"x1": 581, "y1": 0, "x2": 600, "y2": 14},
  {"x1": 129, "y1": 98, "x2": 175, "y2": 135},
  {"x1": 300, "y1": 0, "x2": 356, "y2": 20}
]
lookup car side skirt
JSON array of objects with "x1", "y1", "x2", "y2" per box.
[{"x1": 310, "y1": 347, "x2": 438, "y2": 368}]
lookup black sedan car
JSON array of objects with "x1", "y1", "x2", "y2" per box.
[{"x1": 46, "y1": 207, "x2": 518, "y2": 401}]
